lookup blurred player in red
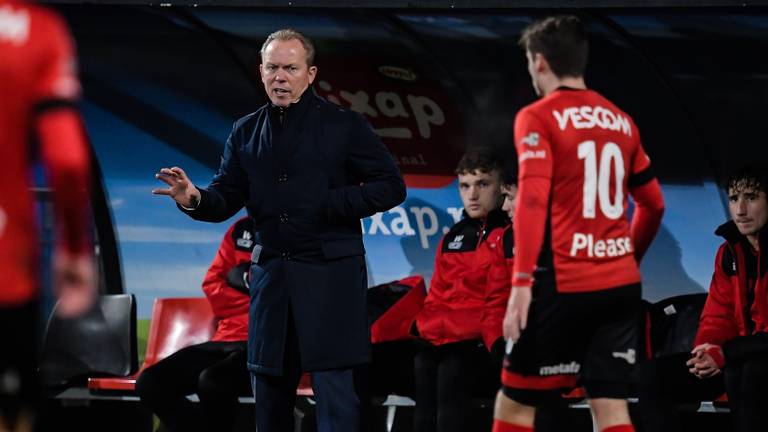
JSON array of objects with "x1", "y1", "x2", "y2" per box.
[
  {"x1": 492, "y1": 15, "x2": 665, "y2": 432},
  {"x1": 0, "y1": 1, "x2": 94, "y2": 430}
]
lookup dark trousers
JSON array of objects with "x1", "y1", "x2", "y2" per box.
[
  {"x1": 0, "y1": 301, "x2": 38, "y2": 427},
  {"x1": 638, "y1": 352, "x2": 725, "y2": 432},
  {"x1": 135, "y1": 340, "x2": 250, "y2": 432},
  {"x1": 413, "y1": 339, "x2": 501, "y2": 432},
  {"x1": 723, "y1": 342, "x2": 768, "y2": 432},
  {"x1": 639, "y1": 348, "x2": 768, "y2": 432},
  {"x1": 250, "y1": 311, "x2": 364, "y2": 432}
]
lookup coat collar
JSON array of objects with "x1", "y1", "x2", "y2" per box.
[
  {"x1": 267, "y1": 86, "x2": 316, "y2": 125},
  {"x1": 715, "y1": 220, "x2": 768, "y2": 252}
]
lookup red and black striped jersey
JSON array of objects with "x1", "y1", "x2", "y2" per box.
[{"x1": 512, "y1": 87, "x2": 664, "y2": 294}]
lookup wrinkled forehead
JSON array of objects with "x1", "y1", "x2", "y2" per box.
[{"x1": 262, "y1": 39, "x2": 307, "y2": 64}]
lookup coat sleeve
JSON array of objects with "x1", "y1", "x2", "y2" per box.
[
  {"x1": 179, "y1": 122, "x2": 248, "y2": 222},
  {"x1": 326, "y1": 113, "x2": 406, "y2": 221},
  {"x1": 694, "y1": 245, "x2": 741, "y2": 353},
  {"x1": 481, "y1": 229, "x2": 511, "y2": 351},
  {"x1": 202, "y1": 221, "x2": 250, "y2": 319}
]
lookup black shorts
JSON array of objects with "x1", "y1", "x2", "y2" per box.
[
  {"x1": 501, "y1": 283, "x2": 642, "y2": 406},
  {"x1": 0, "y1": 301, "x2": 39, "y2": 419}
]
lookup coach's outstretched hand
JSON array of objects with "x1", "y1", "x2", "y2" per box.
[
  {"x1": 503, "y1": 286, "x2": 531, "y2": 342},
  {"x1": 153, "y1": 167, "x2": 201, "y2": 209}
]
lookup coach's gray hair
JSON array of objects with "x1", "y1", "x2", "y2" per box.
[{"x1": 260, "y1": 29, "x2": 315, "y2": 66}]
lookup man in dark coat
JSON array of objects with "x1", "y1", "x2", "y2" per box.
[{"x1": 153, "y1": 28, "x2": 406, "y2": 432}]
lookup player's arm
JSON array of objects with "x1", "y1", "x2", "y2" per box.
[
  {"x1": 691, "y1": 245, "x2": 740, "y2": 370},
  {"x1": 504, "y1": 111, "x2": 553, "y2": 341},
  {"x1": 481, "y1": 229, "x2": 512, "y2": 351},
  {"x1": 33, "y1": 13, "x2": 94, "y2": 317},
  {"x1": 627, "y1": 135, "x2": 665, "y2": 262}
]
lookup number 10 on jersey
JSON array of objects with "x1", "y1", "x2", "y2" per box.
[{"x1": 578, "y1": 141, "x2": 625, "y2": 220}]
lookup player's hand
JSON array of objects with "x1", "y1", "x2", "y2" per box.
[
  {"x1": 153, "y1": 167, "x2": 200, "y2": 208},
  {"x1": 687, "y1": 343, "x2": 722, "y2": 378},
  {"x1": 503, "y1": 286, "x2": 532, "y2": 342},
  {"x1": 53, "y1": 249, "x2": 96, "y2": 318}
]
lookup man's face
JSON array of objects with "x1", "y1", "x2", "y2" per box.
[
  {"x1": 260, "y1": 38, "x2": 317, "y2": 107},
  {"x1": 501, "y1": 184, "x2": 518, "y2": 219},
  {"x1": 458, "y1": 169, "x2": 503, "y2": 219},
  {"x1": 526, "y1": 50, "x2": 543, "y2": 97},
  {"x1": 728, "y1": 185, "x2": 768, "y2": 237}
]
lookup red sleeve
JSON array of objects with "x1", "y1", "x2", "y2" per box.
[
  {"x1": 33, "y1": 11, "x2": 80, "y2": 102},
  {"x1": 629, "y1": 178, "x2": 664, "y2": 262},
  {"x1": 511, "y1": 109, "x2": 553, "y2": 288},
  {"x1": 426, "y1": 237, "x2": 448, "y2": 300},
  {"x1": 627, "y1": 131, "x2": 664, "y2": 262},
  {"x1": 412, "y1": 237, "x2": 448, "y2": 332},
  {"x1": 32, "y1": 12, "x2": 90, "y2": 254},
  {"x1": 694, "y1": 245, "x2": 741, "y2": 363},
  {"x1": 481, "y1": 228, "x2": 511, "y2": 350},
  {"x1": 202, "y1": 222, "x2": 249, "y2": 318},
  {"x1": 37, "y1": 109, "x2": 91, "y2": 254}
]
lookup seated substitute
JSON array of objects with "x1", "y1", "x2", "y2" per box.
[
  {"x1": 411, "y1": 147, "x2": 512, "y2": 432},
  {"x1": 136, "y1": 217, "x2": 253, "y2": 432},
  {"x1": 642, "y1": 166, "x2": 768, "y2": 432}
]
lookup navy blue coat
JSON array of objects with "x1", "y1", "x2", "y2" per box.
[{"x1": 181, "y1": 88, "x2": 406, "y2": 374}]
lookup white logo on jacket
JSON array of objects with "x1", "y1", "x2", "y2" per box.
[
  {"x1": 447, "y1": 235, "x2": 464, "y2": 250},
  {"x1": 237, "y1": 230, "x2": 254, "y2": 249}
]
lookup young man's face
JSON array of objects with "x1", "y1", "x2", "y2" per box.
[
  {"x1": 501, "y1": 184, "x2": 518, "y2": 219},
  {"x1": 260, "y1": 38, "x2": 317, "y2": 107},
  {"x1": 728, "y1": 184, "x2": 768, "y2": 237},
  {"x1": 458, "y1": 169, "x2": 503, "y2": 219}
]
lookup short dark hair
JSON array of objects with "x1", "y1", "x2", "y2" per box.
[
  {"x1": 724, "y1": 165, "x2": 768, "y2": 195},
  {"x1": 518, "y1": 15, "x2": 588, "y2": 78},
  {"x1": 261, "y1": 29, "x2": 315, "y2": 67},
  {"x1": 455, "y1": 146, "x2": 505, "y2": 179}
]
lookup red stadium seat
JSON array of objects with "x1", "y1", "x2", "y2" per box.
[{"x1": 88, "y1": 297, "x2": 215, "y2": 392}]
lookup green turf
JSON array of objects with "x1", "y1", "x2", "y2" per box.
[{"x1": 137, "y1": 319, "x2": 150, "y2": 365}]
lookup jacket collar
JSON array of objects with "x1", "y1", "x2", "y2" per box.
[
  {"x1": 715, "y1": 220, "x2": 768, "y2": 252},
  {"x1": 267, "y1": 86, "x2": 316, "y2": 124},
  {"x1": 461, "y1": 208, "x2": 510, "y2": 231}
]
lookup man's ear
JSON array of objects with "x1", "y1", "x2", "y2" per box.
[{"x1": 534, "y1": 52, "x2": 550, "y2": 74}]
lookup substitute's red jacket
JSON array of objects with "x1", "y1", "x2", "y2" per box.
[
  {"x1": 414, "y1": 209, "x2": 511, "y2": 350},
  {"x1": 202, "y1": 217, "x2": 253, "y2": 342},
  {"x1": 694, "y1": 220, "x2": 768, "y2": 367}
]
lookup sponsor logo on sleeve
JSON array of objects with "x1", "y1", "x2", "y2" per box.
[{"x1": 520, "y1": 132, "x2": 540, "y2": 147}]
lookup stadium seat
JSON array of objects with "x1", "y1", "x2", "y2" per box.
[
  {"x1": 644, "y1": 293, "x2": 729, "y2": 406},
  {"x1": 88, "y1": 297, "x2": 214, "y2": 392},
  {"x1": 40, "y1": 293, "x2": 138, "y2": 391},
  {"x1": 647, "y1": 293, "x2": 708, "y2": 357}
]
